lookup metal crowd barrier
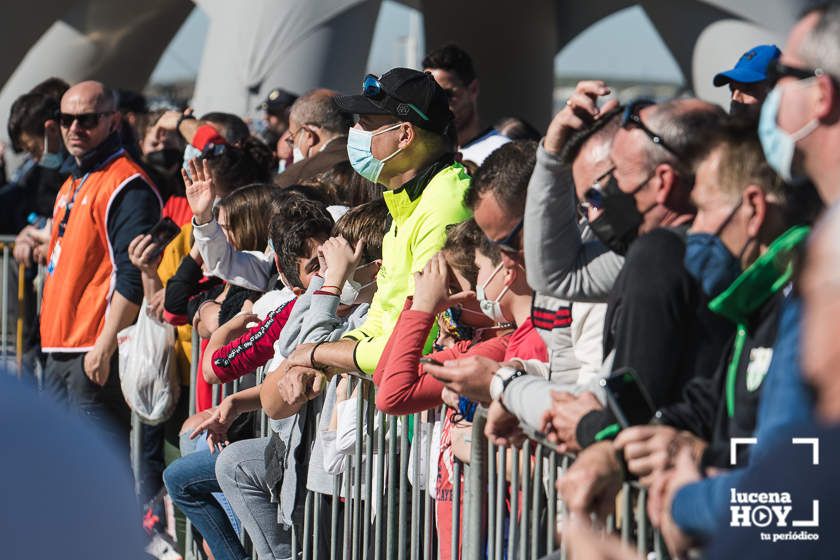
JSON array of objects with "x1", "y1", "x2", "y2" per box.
[
  {"x1": 182, "y1": 329, "x2": 242, "y2": 560},
  {"x1": 165, "y1": 336, "x2": 666, "y2": 560},
  {"x1": 0, "y1": 235, "x2": 32, "y2": 378}
]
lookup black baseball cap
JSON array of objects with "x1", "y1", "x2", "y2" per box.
[
  {"x1": 334, "y1": 68, "x2": 453, "y2": 135},
  {"x1": 259, "y1": 88, "x2": 298, "y2": 114}
]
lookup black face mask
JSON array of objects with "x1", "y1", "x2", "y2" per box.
[
  {"x1": 146, "y1": 148, "x2": 182, "y2": 172},
  {"x1": 729, "y1": 100, "x2": 760, "y2": 120},
  {"x1": 589, "y1": 174, "x2": 644, "y2": 256}
]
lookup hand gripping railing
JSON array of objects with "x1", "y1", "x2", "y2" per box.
[
  {"x1": 168, "y1": 361, "x2": 667, "y2": 560},
  {"x1": 0, "y1": 235, "x2": 36, "y2": 379}
]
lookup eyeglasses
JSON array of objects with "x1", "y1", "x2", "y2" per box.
[
  {"x1": 767, "y1": 60, "x2": 827, "y2": 84},
  {"x1": 362, "y1": 74, "x2": 430, "y2": 122},
  {"x1": 489, "y1": 219, "x2": 524, "y2": 254},
  {"x1": 58, "y1": 111, "x2": 114, "y2": 129},
  {"x1": 621, "y1": 99, "x2": 682, "y2": 160},
  {"x1": 582, "y1": 167, "x2": 616, "y2": 210},
  {"x1": 285, "y1": 127, "x2": 307, "y2": 148}
]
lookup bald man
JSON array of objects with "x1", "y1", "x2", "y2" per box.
[
  {"x1": 41, "y1": 81, "x2": 161, "y2": 444},
  {"x1": 275, "y1": 88, "x2": 349, "y2": 188}
]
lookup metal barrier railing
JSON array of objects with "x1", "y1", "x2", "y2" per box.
[
  {"x1": 162, "y1": 330, "x2": 666, "y2": 560},
  {"x1": 0, "y1": 235, "x2": 33, "y2": 378}
]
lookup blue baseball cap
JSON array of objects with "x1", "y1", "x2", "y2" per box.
[{"x1": 713, "y1": 44, "x2": 782, "y2": 87}]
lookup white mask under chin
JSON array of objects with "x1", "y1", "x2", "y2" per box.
[
  {"x1": 292, "y1": 147, "x2": 305, "y2": 164},
  {"x1": 475, "y1": 262, "x2": 510, "y2": 323}
]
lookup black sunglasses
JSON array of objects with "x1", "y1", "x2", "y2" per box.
[
  {"x1": 582, "y1": 167, "x2": 616, "y2": 210},
  {"x1": 59, "y1": 111, "x2": 114, "y2": 130},
  {"x1": 362, "y1": 74, "x2": 430, "y2": 122},
  {"x1": 621, "y1": 99, "x2": 682, "y2": 160},
  {"x1": 489, "y1": 219, "x2": 524, "y2": 254},
  {"x1": 767, "y1": 60, "x2": 827, "y2": 84}
]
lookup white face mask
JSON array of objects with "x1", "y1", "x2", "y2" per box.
[
  {"x1": 339, "y1": 278, "x2": 376, "y2": 305},
  {"x1": 291, "y1": 126, "x2": 311, "y2": 164},
  {"x1": 338, "y1": 261, "x2": 378, "y2": 305},
  {"x1": 292, "y1": 147, "x2": 305, "y2": 164},
  {"x1": 475, "y1": 262, "x2": 510, "y2": 323},
  {"x1": 758, "y1": 81, "x2": 819, "y2": 183}
]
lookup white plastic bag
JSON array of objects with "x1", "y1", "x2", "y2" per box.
[
  {"x1": 407, "y1": 417, "x2": 435, "y2": 491},
  {"x1": 118, "y1": 305, "x2": 179, "y2": 425}
]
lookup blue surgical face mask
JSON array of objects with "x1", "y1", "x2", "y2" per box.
[
  {"x1": 182, "y1": 143, "x2": 203, "y2": 178},
  {"x1": 758, "y1": 83, "x2": 819, "y2": 184},
  {"x1": 346, "y1": 123, "x2": 403, "y2": 183},
  {"x1": 39, "y1": 131, "x2": 63, "y2": 169},
  {"x1": 684, "y1": 234, "x2": 742, "y2": 298},
  {"x1": 684, "y1": 201, "x2": 744, "y2": 298}
]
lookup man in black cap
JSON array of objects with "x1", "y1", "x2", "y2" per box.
[
  {"x1": 259, "y1": 87, "x2": 298, "y2": 136},
  {"x1": 259, "y1": 87, "x2": 298, "y2": 169},
  {"x1": 263, "y1": 68, "x2": 473, "y2": 413}
]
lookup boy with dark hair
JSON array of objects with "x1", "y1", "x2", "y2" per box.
[
  {"x1": 423, "y1": 43, "x2": 509, "y2": 164},
  {"x1": 165, "y1": 198, "x2": 335, "y2": 560},
  {"x1": 203, "y1": 200, "x2": 334, "y2": 383},
  {"x1": 210, "y1": 200, "x2": 391, "y2": 560}
]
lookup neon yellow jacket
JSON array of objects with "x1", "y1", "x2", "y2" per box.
[{"x1": 344, "y1": 160, "x2": 472, "y2": 373}]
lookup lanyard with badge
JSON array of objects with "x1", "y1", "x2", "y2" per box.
[
  {"x1": 47, "y1": 174, "x2": 90, "y2": 275},
  {"x1": 46, "y1": 149, "x2": 124, "y2": 276}
]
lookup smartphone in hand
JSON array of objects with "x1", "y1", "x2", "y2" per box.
[
  {"x1": 147, "y1": 217, "x2": 181, "y2": 260},
  {"x1": 599, "y1": 367, "x2": 655, "y2": 428}
]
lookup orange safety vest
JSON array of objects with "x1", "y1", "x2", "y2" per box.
[{"x1": 41, "y1": 150, "x2": 160, "y2": 351}]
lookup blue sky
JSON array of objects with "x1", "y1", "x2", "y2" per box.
[{"x1": 150, "y1": 2, "x2": 684, "y2": 86}]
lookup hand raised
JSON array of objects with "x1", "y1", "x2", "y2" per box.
[{"x1": 182, "y1": 158, "x2": 215, "y2": 225}]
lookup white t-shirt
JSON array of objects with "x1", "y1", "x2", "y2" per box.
[{"x1": 459, "y1": 128, "x2": 511, "y2": 166}]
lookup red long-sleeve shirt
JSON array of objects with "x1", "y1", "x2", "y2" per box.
[
  {"x1": 210, "y1": 299, "x2": 296, "y2": 383},
  {"x1": 374, "y1": 299, "x2": 547, "y2": 415},
  {"x1": 375, "y1": 299, "x2": 548, "y2": 560}
]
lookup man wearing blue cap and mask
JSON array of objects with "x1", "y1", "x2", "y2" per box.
[
  {"x1": 713, "y1": 44, "x2": 781, "y2": 118},
  {"x1": 266, "y1": 68, "x2": 472, "y2": 410}
]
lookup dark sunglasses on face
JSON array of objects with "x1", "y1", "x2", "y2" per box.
[
  {"x1": 58, "y1": 111, "x2": 114, "y2": 130},
  {"x1": 582, "y1": 167, "x2": 616, "y2": 210},
  {"x1": 621, "y1": 99, "x2": 683, "y2": 160},
  {"x1": 489, "y1": 219, "x2": 524, "y2": 254},
  {"x1": 362, "y1": 74, "x2": 430, "y2": 122},
  {"x1": 767, "y1": 60, "x2": 828, "y2": 84}
]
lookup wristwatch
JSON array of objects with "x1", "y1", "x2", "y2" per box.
[
  {"x1": 490, "y1": 366, "x2": 526, "y2": 402},
  {"x1": 176, "y1": 113, "x2": 196, "y2": 136}
]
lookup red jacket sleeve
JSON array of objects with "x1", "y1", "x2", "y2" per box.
[
  {"x1": 373, "y1": 298, "x2": 413, "y2": 387},
  {"x1": 502, "y1": 318, "x2": 548, "y2": 362},
  {"x1": 210, "y1": 299, "x2": 296, "y2": 383},
  {"x1": 374, "y1": 305, "x2": 509, "y2": 415}
]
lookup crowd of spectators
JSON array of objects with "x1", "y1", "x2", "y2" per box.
[{"x1": 5, "y1": 4, "x2": 840, "y2": 558}]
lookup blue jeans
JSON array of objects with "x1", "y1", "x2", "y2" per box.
[
  {"x1": 179, "y1": 432, "x2": 242, "y2": 533},
  {"x1": 163, "y1": 445, "x2": 247, "y2": 560}
]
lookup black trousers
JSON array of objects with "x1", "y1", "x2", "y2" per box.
[{"x1": 43, "y1": 352, "x2": 130, "y2": 451}]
